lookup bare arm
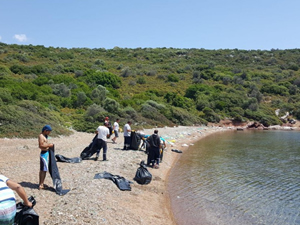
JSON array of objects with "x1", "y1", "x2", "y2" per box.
[{"x1": 7, "y1": 180, "x2": 33, "y2": 207}]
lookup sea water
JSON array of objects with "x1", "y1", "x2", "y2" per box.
[{"x1": 168, "y1": 130, "x2": 300, "y2": 225}]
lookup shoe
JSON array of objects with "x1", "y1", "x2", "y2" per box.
[
  {"x1": 153, "y1": 164, "x2": 159, "y2": 169},
  {"x1": 94, "y1": 156, "x2": 99, "y2": 161},
  {"x1": 111, "y1": 139, "x2": 116, "y2": 143}
]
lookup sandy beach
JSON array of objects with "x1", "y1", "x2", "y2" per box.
[{"x1": 0, "y1": 125, "x2": 229, "y2": 224}]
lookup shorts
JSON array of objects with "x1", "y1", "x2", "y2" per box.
[
  {"x1": 114, "y1": 130, "x2": 119, "y2": 137},
  {"x1": 0, "y1": 200, "x2": 16, "y2": 225},
  {"x1": 40, "y1": 151, "x2": 49, "y2": 171}
]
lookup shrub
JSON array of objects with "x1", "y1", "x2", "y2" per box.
[
  {"x1": 103, "y1": 98, "x2": 120, "y2": 113},
  {"x1": 121, "y1": 106, "x2": 138, "y2": 120},
  {"x1": 91, "y1": 85, "x2": 108, "y2": 104},
  {"x1": 202, "y1": 107, "x2": 220, "y2": 123},
  {"x1": 0, "y1": 88, "x2": 14, "y2": 104},
  {"x1": 167, "y1": 74, "x2": 179, "y2": 82},
  {"x1": 169, "y1": 107, "x2": 200, "y2": 125},
  {"x1": 85, "y1": 104, "x2": 106, "y2": 118},
  {"x1": 137, "y1": 77, "x2": 146, "y2": 84},
  {"x1": 84, "y1": 70, "x2": 121, "y2": 88}
]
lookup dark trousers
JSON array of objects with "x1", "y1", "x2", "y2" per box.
[
  {"x1": 124, "y1": 136, "x2": 131, "y2": 150},
  {"x1": 96, "y1": 139, "x2": 107, "y2": 160},
  {"x1": 147, "y1": 146, "x2": 160, "y2": 166}
]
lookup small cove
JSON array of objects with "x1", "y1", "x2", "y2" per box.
[{"x1": 168, "y1": 130, "x2": 300, "y2": 225}]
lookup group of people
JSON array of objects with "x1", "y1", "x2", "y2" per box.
[
  {"x1": 93, "y1": 118, "x2": 167, "y2": 169},
  {"x1": 93, "y1": 117, "x2": 122, "y2": 161},
  {"x1": 0, "y1": 119, "x2": 167, "y2": 224}
]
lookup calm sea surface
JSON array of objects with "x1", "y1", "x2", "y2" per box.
[{"x1": 168, "y1": 130, "x2": 300, "y2": 225}]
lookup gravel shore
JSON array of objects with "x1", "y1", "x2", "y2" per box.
[{"x1": 0, "y1": 125, "x2": 228, "y2": 224}]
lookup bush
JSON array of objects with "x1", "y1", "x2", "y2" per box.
[
  {"x1": 91, "y1": 85, "x2": 108, "y2": 104},
  {"x1": 169, "y1": 107, "x2": 200, "y2": 125},
  {"x1": 0, "y1": 102, "x2": 72, "y2": 138},
  {"x1": 202, "y1": 107, "x2": 220, "y2": 123},
  {"x1": 137, "y1": 77, "x2": 146, "y2": 84},
  {"x1": 84, "y1": 70, "x2": 121, "y2": 88},
  {"x1": 167, "y1": 74, "x2": 179, "y2": 82},
  {"x1": 85, "y1": 104, "x2": 106, "y2": 118},
  {"x1": 120, "y1": 106, "x2": 138, "y2": 120},
  {"x1": 103, "y1": 98, "x2": 120, "y2": 113},
  {"x1": 0, "y1": 88, "x2": 14, "y2": 104}
]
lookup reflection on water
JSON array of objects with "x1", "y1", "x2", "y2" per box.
[{"x1": 168, "y1": 130, "x2": 300, "y2": 225}]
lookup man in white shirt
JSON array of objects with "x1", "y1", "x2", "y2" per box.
[
  {"x1": 95, "y1": 122, "x2": 110, "y2": 161},
  {"x1": 112, "y1": 118, "x2": 120, "y2": 144},
  {"x1": 123, "y1": 121, "x2": 131, "y2": 150}
]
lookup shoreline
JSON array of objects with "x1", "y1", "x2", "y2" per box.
[
  {"x1": 161, "y1": 126, "x2": 230, "y2": 224},
  {"x1": 0, "y1": 125, "x2": 297, "y2": 224}
]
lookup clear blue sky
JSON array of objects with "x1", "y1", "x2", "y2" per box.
[{"x1": 0, "y1": 0, "x2": 299, "y2": 50}]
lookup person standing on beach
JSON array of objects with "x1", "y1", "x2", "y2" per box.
[
  {"x1": 0, "y1": 175, "x2": 32, "y2": 224},
  {"x1": 111, "y1": 118, "x2": 120, "y2": 144},
  {"x1": 104, "y1": 116, "x2": 113, "y2": 136},
  {"x1": 123, "y1": 121, "x2": 131, "y2": 150},
  {"x1": 38, "y1": 125, "x2": 54, "y2": 190},
  {"x1": 95, "y1": 122, "x2": 110, "y2": 161},
  {"x1": 147, "y1": 130, "x2": 161, "y2": 168},
  {"x1": 159, "y1": 136, "x2": 167, "y2": 162}
]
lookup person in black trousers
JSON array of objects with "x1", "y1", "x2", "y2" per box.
[{"x1": 146, "y1": 130, "x2": 161, "y2": 169}]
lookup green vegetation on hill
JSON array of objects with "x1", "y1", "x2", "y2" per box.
[{"x1": 0, "y1": 43, "x2": 300, "y2": 138}]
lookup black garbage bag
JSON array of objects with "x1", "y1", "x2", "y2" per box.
[
  {"x1": 134, "y1": 160, "x2": 152, "y2": 185},
  {"x1": 55, "y1": 154, "x2": 82, "y2": 163},
  {"x1": 15, "y1": 196, "x2": 39, "y2": 225},
  {"x1": 171, "y1": 149, "x2": 183, "y2": 153},
  {"x1": 94, "y1": 171, "x2": 132, "y2": 191},
  {"x1": 80, "y1": 134, "x2": 98, "y2": 160},
  {"x1": 48, "y1": 146, "x2": 70, "y2": 196},
  {"x1": 130, "y1": 131, "x2": 141, "y2": 150}
]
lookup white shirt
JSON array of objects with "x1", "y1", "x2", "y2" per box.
[
  {"x1": 113, "y1": 121, "x2": 119, "y2": 131},
  {"x1": 0, "y1": 175, "x2": 15, "y2": 202},
  {"x1": 96, "y1": 126, "x2": 110, "y2": 141},
  {"x1": 124, "y1": 123, "x2": 131, "y2": 137}
]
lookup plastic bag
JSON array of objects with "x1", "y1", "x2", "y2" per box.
[
  {"x1": 134, "y1": 160, "x2": 152, "y2": 185},
  {"x1": 15, "y1": 196, "x2": 39, "y2": 225}
]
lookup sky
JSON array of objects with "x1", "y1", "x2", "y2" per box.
[{"x1": 0, "y1": 0, "x2": 299, "y2": 50}]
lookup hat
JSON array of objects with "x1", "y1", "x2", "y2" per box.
[
  {"x1": 105, "y1": 117, "x2": 109, "y2": 120},
  {"x1": 42, "y1": 125, "x2": 52, "y2": 132}
]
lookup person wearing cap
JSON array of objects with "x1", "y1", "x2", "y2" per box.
[
  {"x1": 95, "y1": 122, "x2": 110, "y2": 161},
  {"x1": 38, "y1": 125, "x2": 54, "y2": 190}
]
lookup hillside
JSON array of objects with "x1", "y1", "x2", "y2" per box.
[{"x1": 0, "y1": 43, "x2": 300, "y2": 137}]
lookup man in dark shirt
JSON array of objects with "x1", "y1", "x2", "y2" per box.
[{"x1": 147, "y1": 130, "x2": 161, "y2": 168}]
